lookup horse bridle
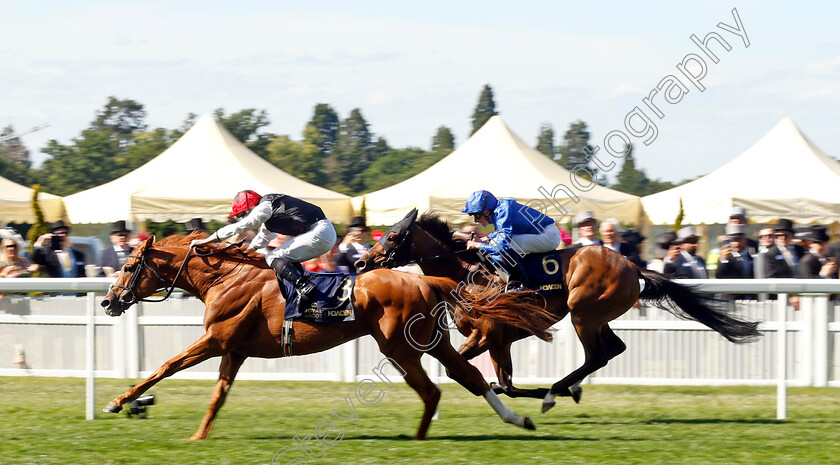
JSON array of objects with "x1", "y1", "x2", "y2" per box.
[
  {"x1": 109, "y1": 247, "x2": 194, "y2": 307},
  {"x1": 369, "y1": 222, "x2": 469, "y2": 269}
]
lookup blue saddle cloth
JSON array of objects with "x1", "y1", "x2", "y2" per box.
[
  {"x1": 517, "y1": 246, "x2": 580, "y2": 295},
  {"x1": 279, "y1": 272, "x2": 356, "y2": 322}
]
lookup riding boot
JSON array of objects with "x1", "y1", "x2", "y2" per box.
[{"x1": 271, "y1": 259, "x2": 317, "y2": 309}]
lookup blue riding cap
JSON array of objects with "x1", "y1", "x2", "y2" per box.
[{"x1": 462, "y1": 190, "x2": 498, "y2": 214}]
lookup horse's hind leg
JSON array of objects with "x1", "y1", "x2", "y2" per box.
[
  {"x1": 103, "y1": 332, "x2": 222, "y2": 413},
  {"x1": 188, "y1": 351, "x2": 247, "y2": 440},
  {"x1": 428, "y1": 337, "x2": 535, "y2": 431},
  {"x1": 600, "y1": 324, "x2": 626, "y2": 360},
  {"x1": 541, "y1": 321, "x2": 610, "y2": 413},
  {"x1": 488, "y1": 345, "x2": 581, "y2": 402}
]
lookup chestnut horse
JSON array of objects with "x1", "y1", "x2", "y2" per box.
[
  {"x1": 355, "y1": 211, "x2": 761, "y2": 412},
  {"x1": 100, "y1": 234, "x2": 556, "y2": 439}
]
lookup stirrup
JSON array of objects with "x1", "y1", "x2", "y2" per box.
[{"x1": 281, "y1": 319, "x2": 294, "y2": 357}]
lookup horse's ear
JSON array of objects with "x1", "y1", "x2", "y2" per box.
[
  {"x1": 407, "y1": 208, "x2": 418, "y2": 223},
  {"x1": 144, "y1": 235, "x2": 155, "y2": 247}
]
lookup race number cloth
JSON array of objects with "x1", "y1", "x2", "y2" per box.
[
  {"x1": 280, "y1": 272, "x2": 356, "y2": 322},
  {"x1": 519, "y1": 246, "x2": 581, "y2": 295}
]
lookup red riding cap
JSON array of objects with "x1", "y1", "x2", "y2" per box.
[{"x1": 230, "y1": 190, "x2": 263, "y2": 218}]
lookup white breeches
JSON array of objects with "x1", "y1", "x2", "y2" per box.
[
  {"x1": 504, "y1": 225, "x2": 562, "y2": 254},
  {"x1": 264, "y1": 219, "x2": 337, "y2": 266}
]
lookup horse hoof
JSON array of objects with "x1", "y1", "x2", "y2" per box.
[
  {"x1": 103, "y1": 402, "x2": 122, "y2": 414},
  {"x1": 523, "y1": 417, "x2": 536, "y2": 430},
  {"x1": 541, "y1": 401, "x2": 556, "y2": 414},
  {"x1": 490, "y1": 382, "x2": 507, "y2": 394},
  {"x1": 570, "y1": 384, "x2": 583, "y2": 404}
]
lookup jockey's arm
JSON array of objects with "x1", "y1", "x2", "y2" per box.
[{"x1": 190, "y1": 203, "x2": 272, "y2": 248}]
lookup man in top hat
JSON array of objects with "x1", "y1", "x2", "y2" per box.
[
  {"x1": 336, "y1": 216, "x2": 369, "y2": 273},
  {"x1": 573, "y1": 210, "x2": 602, "y2": 246},
  {"x1": 31, "y1": 220, "x2": 86, "y2": 278},
  {"x1": 727, "y1": 207, "x2": 758, "y2": 254},
  {"x1": 763, "y1": 219, "x2": 805, "y2": 278},
  {"x1": 664, "y1": 226, "x2": 707, "y2": 279},
  {"x1": 99, "y1": 221, "x2": 133, "y2": 276},
  {"x1": 798, "y1": 225, "x2": 837, "y2": 279},
  {"x1": 716, "y1": 223, "x2": 753, "y2": 280},
  {"x1": 185, "y1": 218, "x2": 207, "y2": 235}
]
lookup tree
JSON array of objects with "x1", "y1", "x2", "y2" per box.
[
  {"x1": 0, "y1": 126, "x2": 31, "y2": 185},
  {"x1": 40, "y1": 127, "x2": 121, "y2": 195},
  {"x1": 613, "y1": 144, "x2": 648, "y2": 195},
  {"x1": 213, "y1": 108, "x2": 272, "y2": 158},
  {"x1": 330, "y1": 108, "x2": 375, "y2": 194},
  {"x1": 471, "y1": 84, "x2": 498, "y2": 135},
  {"x1": 92, "y1": 96, "x2": 147, "y2": 149},
  {"x1": 26, "y1": 185, "x2": 48, "y2": 258},
  {"x1": 307, "y1": 104, "x2": 339, "y2": 157},
  {"x1": 1, "y1": 125, "x2": 31, "y2": 165},
  {"x1": 611, "y1": 143, "x2": 677, "y2": 196},
  {"x1": 265, "y1": 126, "x2": 326, "y2": 186},
  {"x1": 673, "y1": 198, "x2": 684, "y2": 232},
  {"x1": 536, "y1": 124, "x2": 555, "y2": 159},
  {"x1": 116, "y1": 128, "x2": 176, "y2": 178},
  {"x1": 557, "y1": 120, "x2": 599, "y2": 182},
  {"x1": 361, "y1": 147, "x2": 447, "y2": 193},
  {"x1": 431, "y1": 126, "x2": 455, "y2": 155}
]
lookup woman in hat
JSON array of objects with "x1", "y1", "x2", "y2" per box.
[
  {"x1": 0, "y1": 238, "x2": 37, "y2": 278},
  {"x1": 190, "y1": 190, "x2": 337, "y2": 306}
]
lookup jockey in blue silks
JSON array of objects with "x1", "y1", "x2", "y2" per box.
[{"x1": 461, "y1": 190, "x2": 562, "y2": 285}]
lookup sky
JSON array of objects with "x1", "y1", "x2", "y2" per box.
[{"x1": 2, "y1": 1, "x2": 838, "y2": 184}]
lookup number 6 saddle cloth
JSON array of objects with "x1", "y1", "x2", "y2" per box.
[
  {"x1": 519, "y1": 245, "x2": 581, "y2": 296},
  {"x1": 279, "y1": 272, "x2": 356, "y2": 322}
]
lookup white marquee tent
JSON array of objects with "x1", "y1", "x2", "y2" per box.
[
  {"x1": 63, "y1": 114, "x2": 353, "y2": 224},
  {"x1": 0, "y1": 176, "x2": 65, "y2": 223},
  {"x1": 641, "y1": 118, "x2": 840, "y2": 225},
  {"x1": 354, "y1": 116, "x2": 641, "y2": 226}
]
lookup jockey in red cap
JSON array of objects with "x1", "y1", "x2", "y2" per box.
[{"x1": 191, "y1": 190, "x2": 337, "y2": 308}]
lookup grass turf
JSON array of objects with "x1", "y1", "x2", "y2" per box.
[{"x1": 1, "y1": 377, "x2": 838, "y2": 464}]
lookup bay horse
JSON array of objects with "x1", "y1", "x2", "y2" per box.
[
  {"x1": 100, "y1": 234, "x2": 556, "y2": 439},
  {"x1": 355, "y1": 211, "x2": 761, "y2": 412}
]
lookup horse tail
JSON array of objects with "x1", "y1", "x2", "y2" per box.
[
  {"x1": 638, "y1": 268, "x2": 761, "y2": 343},
  {"x1": 419, "y1": 276, "x2": 556, "y2": 342}
]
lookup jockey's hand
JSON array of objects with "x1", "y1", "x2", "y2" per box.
[
  {"x1": 466, "y1": 240, "x2": 483, "y2": 250},
  {"x1": 190, "y1": 233, "x2": 217, "y2": 249}
]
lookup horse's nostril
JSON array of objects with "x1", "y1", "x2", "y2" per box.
[
  {"x1": 355, "y1": 260, "x2": 366, "y2": 271},
  {"x1": 100, "y1": 299, "x2": 111, "y2": 309}
]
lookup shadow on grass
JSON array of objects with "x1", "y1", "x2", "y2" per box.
[{"x1": 246, "y1": 433, "x2": 626, "y2": 442}]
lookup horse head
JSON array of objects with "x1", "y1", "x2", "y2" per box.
[
  {"x1": 101, "y1": 235, "x2": 164, "y2": 316},
  {"x1": 355, "y1": 208, "x2": 418, "y2": 272}
]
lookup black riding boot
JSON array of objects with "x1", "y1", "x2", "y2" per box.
[{"x1": 271, "y1": 260, "x2": 317, "y2": 308}]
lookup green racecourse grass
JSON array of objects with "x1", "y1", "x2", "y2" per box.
[{"x1": 1, "y1": 377, "x2": 839, "y2": 465}]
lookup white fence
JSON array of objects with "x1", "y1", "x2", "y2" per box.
[{"x1": 1, "y1": 278, "x2": 838, "y2": 419}]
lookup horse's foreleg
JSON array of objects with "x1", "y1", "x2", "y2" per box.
[
  {"x1": 103, "y1": 333, "x2": 222, "y2": 413},
  {"x1": 188, "y1": 351, "x2": 247, "y2": 440},
  {"x1": 391, "y1": 355, "x2": 440, "y2": 440},
  {"x1": 428, "y1": 337, "x2": 535, "y2": 431}
]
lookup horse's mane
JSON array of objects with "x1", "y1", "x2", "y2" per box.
[
  {"x1": 416, "y1": 212, "x2": 481, "y2": 263},
  {"x1": 154, "y1": 233, "x2": 268, "y2": 268}
]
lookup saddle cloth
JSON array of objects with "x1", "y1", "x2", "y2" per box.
[
  {"x1": 517, "y1": 246, "x2": 580, "y2": 295},
  {"x1": 279, "y1": 272, "x2": 356, "y2": 322}
]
